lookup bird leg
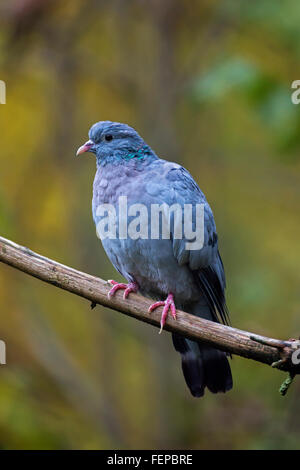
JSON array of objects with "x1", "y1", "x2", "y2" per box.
[
  {"x1": 107, "y1": 280, "x2": 138, "y2": 300},
  {"x1": 148, "y1": 293, "x2": 177, "y2": 334}
]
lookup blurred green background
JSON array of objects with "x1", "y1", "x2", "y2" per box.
[{"x1": 0, "y1": 0, "x2": 300, "y2": 450}]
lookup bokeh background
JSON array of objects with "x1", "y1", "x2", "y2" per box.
[{"x1": 0, "y1": 0, "x2": 300, "y2": 450}]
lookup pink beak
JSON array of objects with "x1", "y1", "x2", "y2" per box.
[{"x1": 76, "y1": 140, "x2": 94, "y2": 156}]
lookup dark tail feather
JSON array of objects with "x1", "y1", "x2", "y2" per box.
[
  {"x1": 172, "y1": 333, "x2": 232, "y2": 397},
  {"x1": 172, "y1": 333, "x2": 205, "y2": 397},
  {"x1": 201, "y1": 344, "x2": 233, "y2": 393}
]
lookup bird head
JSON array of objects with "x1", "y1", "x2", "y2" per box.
[{"x1": 76, "y1": 121, "x2": 153, "y2": 164}]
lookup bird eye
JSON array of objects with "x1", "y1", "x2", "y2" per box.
[{"x1": 105, "y1": 135, "x2": 113, "y2": 142}]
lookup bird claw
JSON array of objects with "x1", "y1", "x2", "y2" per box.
[
  {"x1": 148, "y1": 293, "x2": 176, "y2": 334},
  {"x1": 107, "y1": 280, "x2": 138, "y2": 300}
]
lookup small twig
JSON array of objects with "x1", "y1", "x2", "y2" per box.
[
  {"x1": 279, "y1": 373, "x2": 296, "y2": 396},
  {"x1": 250, "y1": 334, "x2": 290, "y2": 350}
]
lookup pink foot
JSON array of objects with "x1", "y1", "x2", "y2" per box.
[
  {"x1": 148, "y1": 293, "x2": 177, "y2": 334},
  {"x1": 107, "y1": 280, "x2": 138, "y2": 300}
]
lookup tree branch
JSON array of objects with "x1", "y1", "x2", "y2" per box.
[{"x1": 0, "y1": 235, "x2": 299, "y2": 378}]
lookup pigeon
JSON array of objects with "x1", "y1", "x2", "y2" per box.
[{"x1": 77, "y1": 121, "x2": 233, "y2": 397}]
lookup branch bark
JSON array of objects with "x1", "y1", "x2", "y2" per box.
[{"x1": 0, "y1": 235, "x2": 299, "y2": 376}]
